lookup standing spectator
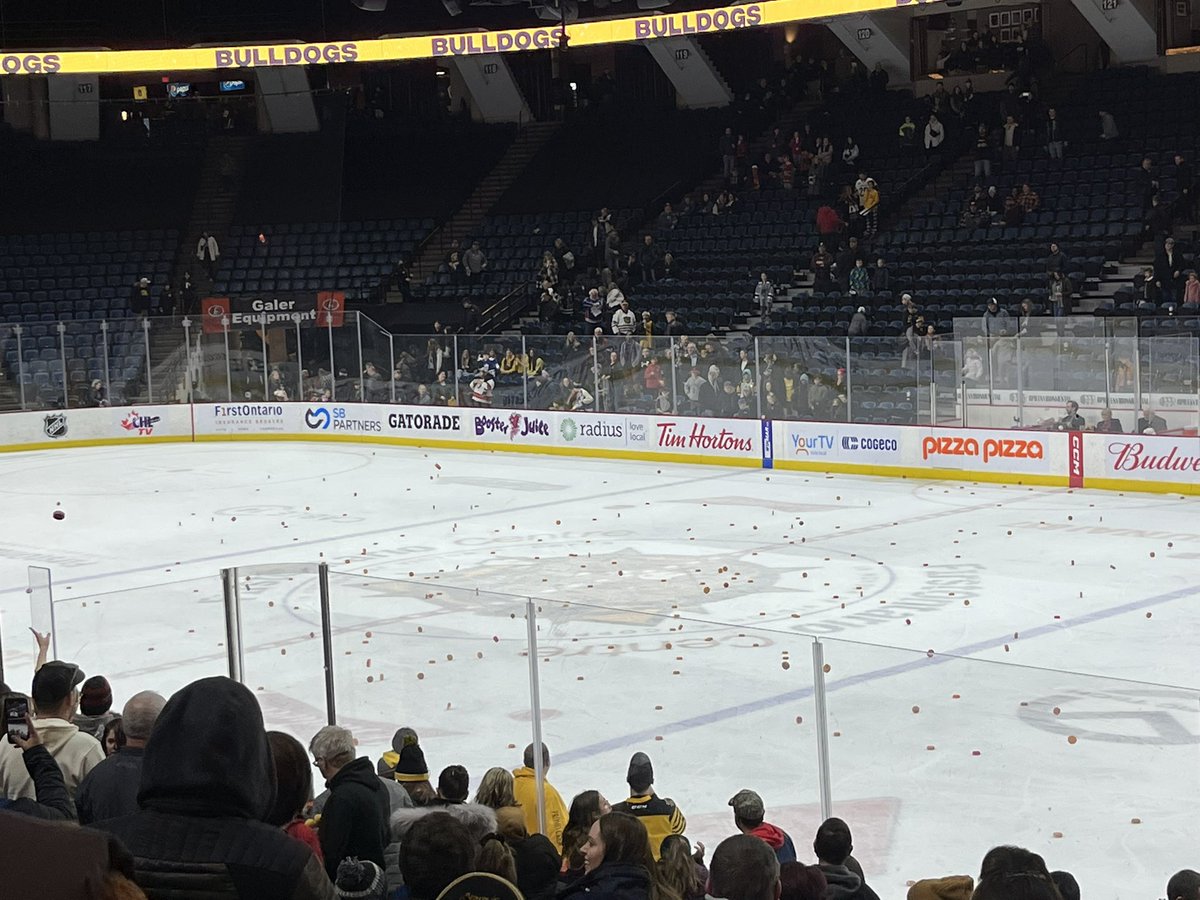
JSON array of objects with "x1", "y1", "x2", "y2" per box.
[
  {"x1": 72, "y1": 675, "x2": 117, "y2": 742},
  {"x1": 1175, "y1": 153, "x2": 1195, "y2": 219},
  {"x1": 812, "y1": 136, "x2": 834, "y2": 192},
  {"x1": 1048, "y1": 271, "x2": 1073, "y2": 317},
  {"x1": 612, "y1": 753, "x2": 685, "y2": 861},
  {"x1": 658, "y1": 835, "x2": 706, "y2": 900},
  {"x1": 604, "y1": 226, "x2": 622, "y2": 273},
  {"x1": 588, "y1": 218, "x2": 605, "y2": 269},
  {"x1": 719, "y1": 127, "x2": 736, "y2": 181},
  {"x1": 1001, "y1": 115, "x2": 1021, "y2": 163},
  {"x1": 397, "y1": 813, "x2": 476, "y2": 900},
  {"x1": 841, "y1": 137, "x2": 860, "y2": 169},
  {"x1": 981, "y1": 298, "x2": 1011, "y2": 336},
  {"x1": 97, "y1": 676, "x2": 334, "y2": 899},
  {"x1": 1098, "y1": 109, "x2": 1119, "y2": 140},
  {"x1": 657, "y1": 203, "x2": 678, "y2": 232},
  {"x1": 709, "y1": 835, "x2": 781, "y2": 900},
  {"x1": 196, "y1": 231, "x2": 220, "y2": 279},
  {"x1": 1045, "y1": 241, "x2": 1068, "y2": 274},
  {"x1": 870, "y1": 257, "x2": 889, "y2": 292},
  {"x1": 1155, "y1": 237, "x2": 1184, "y2": 305},
  {"x1": 1182, "y1": 271, "x2": 1200, "y2": 306},
  {"x1": 266, "y1": 731, "x2": 323, "y2": 860},
  {"x1": 513, "y1": 742, "x2": 568, "y2": 852},
  {"x1": 310, "y1": 725, "x2": 389, "y2": 881},
  {"x1": 898, "y1": 116, "x2": 916, "y2": 150},
  {"x1": 0, "y1": 715, "x2": 76, "y2": 820},
  {"x1": 130, "y1": 277, "x2": 152, "y2": 316},
  {"x1": 1044, "y1": 107, "x2": 1065, "y2": 160},
  {"x1": 636, "y1": 235, "x2": 660, "y2": 285},
  {"x1": 972, "y1": 125, "x2": 994, "y2": 179},
  {"x1": 754, "y1": 272, "x2": 776, "y2": 319},
  {"x1": 848, "y1": 259, "x2": 870, "y2": 295},
  {"x1": 0, "y1": 659, "x2": 103, "y2": 801},
  {"x1": 463, "y1": 241, "x2": 488, "y2": 284},
  {"x1": 859, "y1": 179, "x2": 880, "y2": 240},
  {"x1": 816, "y1": 207, "x2": 843, "y2": 252},
  {"x1": 813, "y1": 819, "x2": 879, "y2": 900},
  {"x1": 179, "y1": 272, "x2": 197, "y2": 315},
  {"x1": 728, "y1": 789, "x2": 796, "y2": 864},
  {"x1": 1137, "y1": 157, "x2": 1159, "y2": 210},
  {"x1": 612, "y1": 300, "x2": 636, "y2": 336},
  {"x1": 923, "y1": 115, "x2": 944, "y2": 154},
  {"x1": 848, "y1": 307, "x2": 868, "y2": 337},
  {"x1": 76, "y1": 691, "x2": 166, "y2": 825}
]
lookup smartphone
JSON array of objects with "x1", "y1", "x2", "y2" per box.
[{"x1": 3, "y1": 695, "x2": 30, "y2": 744}]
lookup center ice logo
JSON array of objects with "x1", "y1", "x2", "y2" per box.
[{"x1": 120, "y1": 410, "x2": 161, "y2": 436}]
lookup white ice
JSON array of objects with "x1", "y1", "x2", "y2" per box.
[{"x1": 1, "y1": 443, "x2": 1197, "y2": 900}]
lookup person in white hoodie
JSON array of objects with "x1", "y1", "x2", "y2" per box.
[{"x1": 0, "y1": 660, "x2": 104, "y2": 800}]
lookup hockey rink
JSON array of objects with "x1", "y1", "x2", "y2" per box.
[{"x1": 0, "y1": 442, "x2": 1197, "y2": 899}]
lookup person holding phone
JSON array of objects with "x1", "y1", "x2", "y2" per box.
[
  {"x1": 0, "y1": 708, "x2": 76, "y2": 820},
  {"x1": 0, "y1": 659, "x2": 104, "y2": 801}
]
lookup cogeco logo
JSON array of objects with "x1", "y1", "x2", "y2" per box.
[
  {"x1": 842, "y1": 435, "x2": 898, "y2": 452},
  {"x1": 305, "y1": 408, "x2": 332, "y2": 430},
  {"x1": 922, "y1": 435, "x2": 1044, "y2": 463}
]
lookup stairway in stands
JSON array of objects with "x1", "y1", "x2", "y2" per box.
[{"x1": 402, "y1": 122, "x2": 561, "y2": 293}]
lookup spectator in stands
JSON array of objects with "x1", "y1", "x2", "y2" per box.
[
  {"x1": 612, "y1": 300, "x2": 637, "y2": 336},
  {"x1": 1, "y1": 659, "x2": 103, "y2": 801},
  {"x1": 264, "y1": 731, "x2": 323, "y2": 861},
  {"x1": 76, "y1": 690, "x2": 164, "y2": 825},
  {"x1": 841, "y1": 137, "x2": 860, "y2": 171},
  {"x1": 1001, "y1": 115, "x2": 1020, "y2": 164},
  {"x1": 657, "y1": 834, "x2": 706, "y2": 900},
  {"x1": 586, "y1": 218, "x2": 605, "y2": 270},
  {"x1": 562, "y1": 791, "x2": 612, "y2": 884},
  {"x1": 1048, "y1": 270, "x2": 1073, "y2": 317},
  {"x1": 1046, "y1": 400, "x2": 1086, "y2": 431},
  {"x1": 898, "y1": 116, "x2": 916, "y2": 150},
  {"x1": 1138, "y1": 157, "x2": 1159, "y2": 210},
  {"x1": 813, "y1": 137, "x2": 834, "y2": 191},
  {"x1": 1098, "y1": 109, "x2": 1119, "y2": 141},
  {"x1": 1094, "y1": 408, "x2": 1124, "y2": 433},
  {"x1": 101, "y1": 717, "x2": 124, "y2": 757},
  {"x1": 398, "y1": 812, "x2": 476, "y2": 900},
  {"x1": 613, "y1": 753, "x2": 684, "y2": 861},
  {"x1": 974, "y1": 846, "x2": 1057, "y2": 900},
  {"x1": 511, "y1": 743, "x2": 567, "y2": 852},
  {"x1": 85, "y1": 379, "x2": 108, "y2": 408},
  {"x1": 310, "y1": 725, "x2": 388, "y2": 880},
  {"x1": 180, "y1": 272, "x2": 196, "y2": 315},
  {"x1": 981, "y1": 298, "x2": 1011, "y2": 337},
  {"x1": 972, "y1": 126, "x2": 995, "y2": 180},
  {"x1": 461, "y1": 241, "x2": 487, "y2": 285},
  {"x1": 559, "y1": 811, "x2": 667, "y2": 900},
  {"x1": 1018, "y1": 183, "x2": 1040, "y2": 213},
  {"x1": 196, "y1": 231, "x2": 220, "y2": 279},
  {"x1": 848, "y1": 307, "x2": 868, "y2": 337},
  {"x1": 779, "y1": 862, "x2": 827, "y2": 900},
  {"x1": 710, "y1": 834, "x2": 780, "y2": 900},
  {"x1": 848, "y1": 259, "x2": 870, "y2": 295},
  {"x1": 157, "y1": 281, "x2": 176, "y2": 316},
  {"x1": 1044, "y1": 107, "x2": 1065, "y2": 160},
  {"x1": 130, "y1": 277, "x2": 152, "y2": 316},
  {"x1": 1175, "y1": 153, "x2": 1196, "y2": 219},
  {"x1": 0, "y1": 713, "x2": 76, "y2": 821},
  {"x1": 1046, "y1": 242, "x2": 1068, "y2": 274},
  {"x1": 868, "y1": 257, "x2": 888, "y2": 293},
  {"x1": 99, "y1": 676, "x2": 332, "y2": 898},
  {"x1": 860, "y1": 179, "x2": 880, "y2": 239},
  {"x1": 1167, "y1": 870, "x2": 1200, "y2": 900},
  {"x1": 985, "y1": 184, "x2": 1004, "y2": 220},
  {"x1": 1136, "y1": 405, "x2": 1168, "y2": 434},
  {"x1": 1183, "y1": 271, "x2": 1200, "y2": 306},
  {"x1": 1155, "y1": 237, "x2": 1185, "y2": 304},
  {"x1": 960, "y1": 199, "x2": 988, "y2": 230},
  {"x1": 604, "y1": 226, "x2": 622, "y2": 273},
  {"x1": 728, "y1": 790, "x2": 796, "y2": 864},
  {"x1": 813, "y1": 818, "x2": 878, "y2": 900},
  {"x1": 720, "y1": 127, "x2": 736, "y2": 181},
  {"x1": 755, "y1": 273, "x2": 776, "y2": 319},
  {"x1": 461, "y1": 298, "x2": 481, "y2": 333},
  {"x1": 658, "y1": 203, "x2": 678, "y2": 232},
  {"x1": 1003, "y1": 187, "x2": 1024, "y2": 226},
  {"x1": 434, "y1": 764, "x2": 470, "y2": 806},
  {"x1": 923, "y1": 115, "x2": 944, "y2": 155}
]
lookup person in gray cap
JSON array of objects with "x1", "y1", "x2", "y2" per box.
[
  {"x1": 728, "y1": 789, "x2": 797, "y2": 864},
  {"x1": 611, "y1": 752, "x2": 685, "y2": 861}
]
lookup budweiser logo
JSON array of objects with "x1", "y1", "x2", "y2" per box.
[
  {"x1": 656, "y1": 421, "x2": 753, "y2": 453},
  {"x1": 1109, "y1": 441, "x2": 1200, "y2": 473}
]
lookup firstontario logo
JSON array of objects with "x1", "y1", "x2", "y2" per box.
[
  {"x1": 560, "y1": 417, "x2": 578, "y2": 442},
  {"x1": 305, "y1": 407, "x2": 332, "y2": 430}
]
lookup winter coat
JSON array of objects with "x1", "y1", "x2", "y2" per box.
[
  {"x1": 76, "y1": 746, "x2": 144, "y2": 825},
  {"x1": 385, "y1": 801, "x2": 498, "y2": 888},
  {"x1": 848, "y1": 312, "x2": 868, "y2": 337},
  {"x1": 318, "y1": 757, "x2": 390, "y2": 881},
  {"x1": 0, "y1": 716, "x2": 103, "y2": 800},
  {"x1": 0, "y1": 744, "x2": 76, "y2": 820},
  {"x1": 97, "y1": 676, "x2": 334, "y2": 900},
  {"x1": 557, "y1": 862, "x2": 653, "y2": 900},
  {"x1": 817, "y1": 863, "x2": 880, "y2": 900},
  {"x1": 73, "y1": 711, "x2": 117, "y2": 743},
  {"x1": 746, "y1": 822, "x2": 797, "y2": 864},
  {"x1": 513, "y1": 767, "x2": 569, "y2": 852}
]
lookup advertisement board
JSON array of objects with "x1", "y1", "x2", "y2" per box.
[
  {"x1": 0, "y1": 405, "x2": 193, "y2": 452},
  {"x1": 1082, "y1": 433, "x2": 1200, "y2": 494}
]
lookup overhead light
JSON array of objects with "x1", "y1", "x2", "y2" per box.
[
  {"x1": 351, "y1": 0, "x2": 388, "y2": 9},
  {"x1": 442, "y1": 0, "x2": 464, "y2": 14}
]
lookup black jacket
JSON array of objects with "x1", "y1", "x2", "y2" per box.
[
  {"x1": 319, "y1": 757, "x2": 389, "y2": 880},
  {"x1": 0, "y1": 745, "x2": 75, "y2": 820},
  {"x1": 77, "y1": 746, "x2": 144, "y2": 825},
  {"x1": 558, "y1": 862, "x2": 652, "y2": 900},
  {"x1": 97, "y1": 676, "x2": 333, "y2": 900}
]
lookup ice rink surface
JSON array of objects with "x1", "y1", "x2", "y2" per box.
[{"x1": 1, "y1": 442, "x2": 1197, "y2": 899}]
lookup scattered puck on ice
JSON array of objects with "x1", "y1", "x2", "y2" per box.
[
  {"x1": 435, "y1": 464, "x2": 441, "y2": 469},
  {"x1": 703, "y1": 586, "x2": 711, "y2": 594},
  {"x1": 1131, "y1": 818, "x2": 1141, "y2": 824},
  {"x1": 781, "y1": 661, "x2": 791, "y2": 670},
  {"x1": 911, "y1": 706, "x2": 920, "y2": 714},
  {"x1": 971, "y1": 750, "x2": 981, "y2": 756},
  {"x1": 823, "y1": 663, "x2": 831, "y2": 673},
  {"x1": 52, "y1": 510, "x2": 65, "y2": 520},
  {"x1": 1053, "y1": 707, "x2": 1061, "y2": 716},
  {"x1": 905, "y1": 618, "x2": 911, "y2": 624},
  {"x1": 1067, "y1": 735, "x2": 1077, "y2": 745},
  {"x1": 1052, "y1": 832, "x2": 1063, "y2": 839},
  {"x1": 417, "y1": 673, "x2": 424, "y2": 680},
  {"x1": 926, "y1": 745, "x2": 936, "y2": 751},
  {"x1": 1146, "y1": 612, "x2": 1153, "y2": 619}
]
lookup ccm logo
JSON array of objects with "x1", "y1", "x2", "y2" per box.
[{"x1": 922, "y1": 436, "x2": 1044, "y2": 463}]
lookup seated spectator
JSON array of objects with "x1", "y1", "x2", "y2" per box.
[
  {"x1": 398, "y1": 812, "x2": 477, "y2": 900},
  {"x1": 1136, "y1": 405, "x2": 1167, "y2": 434},
  {"x1": 960, "y1": 199, "x2": 988, "y2": 229},
  {"x1": 898, "y1": 116, "x2": 916, "y2": 149},
  {"x1": 1018, "y1": 183, "x2": 1040, "y2": 213},
  {"x1": 779, "y1": 861, "x2": 827, "y2": 900},
  {"x1": 658, "y1": 203, "x2": 678, "y2": 232},
  {"x1": 613, "y1": 753, "x2": 685, "y2": 861},
  {"x1": 661, "y1": 252, "x2": 680, "y2": 281},
  {"x1": 1041, "y1": 400, "x2": 1085, "y2": 431},
  {"x1": 0, "y1": 659, "x2": 103, "y2": 801},
  {"x1": 310, "y1": 725, "x2": 389, "y2": 880},
  {"x1": 1094, "y1": 408, "x2": 1124, "y2": 434},
  {"x1": 1003, "y1": 187, "x2": 1024, "y2": 226},
  {"x1": 98, "y1": 676, "x2": 333, "y2": 899},
  {"x1": 709, "y1": 834, "x2": 780, "y2": 900},
  {"x1": 728, "y1": 789, "x2": 796, "y2": 864},
  {"x1": 813, "y1": 818, "x2": 879, "y2": 900},
  {"x1": 924, "y1": 115, "x2": 944, "y2": 154},
  {"x1": 77, "y1": 691, "x2": 166, "y2": 825}
]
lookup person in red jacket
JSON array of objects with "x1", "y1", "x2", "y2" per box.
[
  {"x1": 816, "y1": 205, "x2": 844, "y2": 252},
  {"x1": 729, "y1": 790, "x2": 797, "y2": 864}
]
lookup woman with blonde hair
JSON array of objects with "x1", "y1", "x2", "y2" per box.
[{"x1": 474, "y1": 766, "x2": 526, "y2": 837}]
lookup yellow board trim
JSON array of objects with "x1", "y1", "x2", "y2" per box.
[
  {"x1": 0, "y1": 435, "x2": 194, "y2": 454},
  {"x1": 772, "y1": 458, "x2": 1068, "y2": 487},
  {"x1": 1076, "y1": 476, "x2": 1199, "y2": 496}
]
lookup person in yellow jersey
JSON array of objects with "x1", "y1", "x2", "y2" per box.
[
  {"x1": 612, "y1": 752, "x2": 685, "y2": 860},
  {"x1": 513, "y1": 742, "x2": 568, "y2": 852}
]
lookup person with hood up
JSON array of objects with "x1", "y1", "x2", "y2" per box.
[
  {"x1": 512, "y1": 742, "x2": 568, "y2": 852},
  {"x1": 96, "y1": 675, "x2": 334, "y2": 899},
  {"x1": 728, "y1": 790, "x2": 796, "y2": 864},
  {"x1": 310, "y1": 725, "x2": 389, "y2": 882},
  {"x1": 0, "y1": 659, "x2": 104, "y2": 800},
  {"x1": 813, "y1": 818, "x2": 878, "y2": 900}
]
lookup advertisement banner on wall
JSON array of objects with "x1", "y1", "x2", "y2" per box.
[
  {"x1": 917, "y1": 427, "x2": 1057, "y2": 475},
  {"x1": 0, "y1": 405, "x2": 193, "y2": 451},
  {"x1": 1093, "y1": 435, "x2": 1200, "y2": 482},
  {"x1": 641, "y1": 414, "x2": 761, "y2": 461},
  {"x1": 198, "y1": 403, "x2": 291, "y2": 435},
  {"x1": 778, "y1": 422, "x2": 903, "y2": 466}
]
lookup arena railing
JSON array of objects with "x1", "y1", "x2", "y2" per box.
[{"x1": 1, "y1": 312, "x2": 1197, "y2": 434}]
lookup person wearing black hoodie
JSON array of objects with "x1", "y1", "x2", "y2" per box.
[
  {"x1": 96, "y1": 676, "x2": 333, "y2": 899},
  {"x1": 813, "y1": 818, "x2": 878, "y2": 900},
  {"x1": 310, "y1": 725, "x2": 389, "y2": 882}
]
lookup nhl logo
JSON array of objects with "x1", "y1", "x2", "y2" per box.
[{"x1": 43, "y1": 413, "x2": 68, "y2": 439}]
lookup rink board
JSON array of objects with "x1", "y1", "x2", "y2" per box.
[{"x1": 0, "y1": 402, "x2": 1196, "y2": 494}]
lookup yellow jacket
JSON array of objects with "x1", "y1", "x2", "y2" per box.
[{"x1": 512, "y1": 766, "x2": 568, "y2": 851}]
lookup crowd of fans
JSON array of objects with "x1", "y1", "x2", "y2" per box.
[{"x1": 2, "y1": 635, "x2": 1198, "y2": 899}]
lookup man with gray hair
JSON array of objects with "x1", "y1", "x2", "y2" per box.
[
  {"x1": 310, "y1": 725, "x2": 389, "y2": 881},
  {"x1": 77, "y1": 690, "x2": 166, "y2": 824}
]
